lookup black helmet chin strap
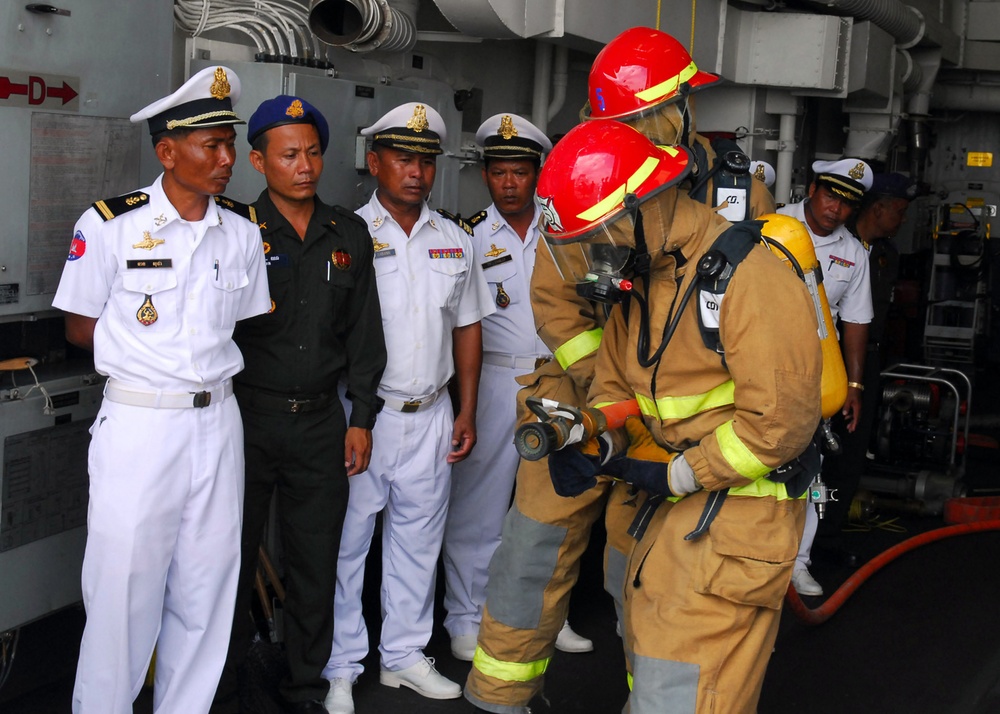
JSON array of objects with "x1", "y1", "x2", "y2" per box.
[
  {"x1": 624, "y1": 193, "x2": 651, "y2": 280},
  {"x1": 678, "y1": 85, "x2": 693, "y2": 148}
]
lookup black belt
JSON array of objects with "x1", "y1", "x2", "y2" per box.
[{"x1": 234, "y1": 385, "x2": 334, "y2": 414}]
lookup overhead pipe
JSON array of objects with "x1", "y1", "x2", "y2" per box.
[{"x1": 308, "y1": 0, "x2": 417, "y2": 53}]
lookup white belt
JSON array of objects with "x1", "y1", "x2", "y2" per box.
[
  {"x1": 105, "y1": 378, "x2": 234, "y2": 409},
  {"x1": 378, "y1": 386, "x2": 447, "y2": 413},
  {"x1": 482, "y1": 353, "x2": 553, "y2": 370}
]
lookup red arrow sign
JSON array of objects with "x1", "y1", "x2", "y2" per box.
[
  {"x1": 0, "y1": 76, "x2": 29, "y2": 99},
  {"x1": 0, "y1": 70, "x2": 79, "y2": 109},
  {"x1": 47, "y1": 80, "x2": 77, "y2": 105}
]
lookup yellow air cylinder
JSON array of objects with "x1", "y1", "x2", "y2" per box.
[{"x1": 758, "y1": 213, "x2": 848, "y2": 419}]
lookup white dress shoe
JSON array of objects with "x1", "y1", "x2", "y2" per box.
[
  {"x1": 324, "y1": 678, "x2": 355, "y2": 714},
  {"x1": 451, "y1": 633, "x2": 477, "y2": 661},
  {"x1": 380, "y1": 656, "x2": 462, "y2": 699},
  {"x1": 555, "y1": 620, "x2": 593, "y2": 653},
  {"x1": 791, "y1": 568, "x2": 824, "y2": 596}
]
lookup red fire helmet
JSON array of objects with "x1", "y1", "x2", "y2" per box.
[
  {"x1": 585, "y1": 27, "x2": 721, "y2": 121},
  {"x1": 537, "y1": 120, "x2": 693, "y2": 241}
]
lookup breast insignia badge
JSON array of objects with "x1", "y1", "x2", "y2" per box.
[
  {"x1": 495, "y1": 283, "x2": 511, "y2": 308},
  {"x1": 484, "y1": 243, "x2": 506, "y2": 258},
  {"x1": 133, "y1": 231, "x2": 165, "y2": 251},
  {"x1": 136, "y1": 294, "x2": 158, "y2": 326}
]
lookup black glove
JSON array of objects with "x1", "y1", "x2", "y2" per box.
[{"x1": 547, "y1": 446, "x2": 601, "y2": 497}]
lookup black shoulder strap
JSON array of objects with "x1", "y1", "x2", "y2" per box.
[
  {"x1": 91, "y1": 191, "x2": 149, "y2": 222},
  {"x1": 467, "y1": 210, "x2": 488, "y2": 227},
  {"x1": 696, "y1": 220, "x2": 763, "y2": 355},
  {"x1": 436, "y1": 208, "x2": 474, "y2": 237},
  {"x1": 214, "y1": 195, "x2": 257, "y2": 224}
]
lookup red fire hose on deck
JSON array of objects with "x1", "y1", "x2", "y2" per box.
[{"x1": 786, "y1": 516, "x2": 1000, "y2": 625}]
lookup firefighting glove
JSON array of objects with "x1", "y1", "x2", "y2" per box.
[
  {"x1": 548, "y1": 432, "x2": 616, "y2": 497},
  {"x1": 616, "y1": 417, "x2": 702, "y2": 498}
]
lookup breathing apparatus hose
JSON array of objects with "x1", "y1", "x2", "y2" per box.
[{"x1": 785, "y1": 519, "x2": 1000, "y2": 625}]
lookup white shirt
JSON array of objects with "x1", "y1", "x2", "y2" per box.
[
  {"x1": 53, "y1": 174, "x2": 270, "y2": 390},
  {"x1": 359, "y1": 192, "x2": 494, "y2": 401},
  {"x1": 779, "y1": 200, "x2": 873, "y2": 325},
  {"x1": 471, "y1": 202, "x2": 550, "y2": 359}
]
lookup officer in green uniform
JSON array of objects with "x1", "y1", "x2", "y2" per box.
[{"x1": 213, "y1": 95, "x2": 386, "y2": 714}]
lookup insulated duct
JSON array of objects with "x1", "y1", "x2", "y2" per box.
[
  {"x1": 797, "y1": 0, "x2": 924, "y2": 48},
  {"x1": 309, "y1": 0, "x2": 417, "y2": 53}
]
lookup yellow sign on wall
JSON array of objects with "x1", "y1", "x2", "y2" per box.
[{"x1": 967, "y1": 152, "x2": 993, "y2": 167}]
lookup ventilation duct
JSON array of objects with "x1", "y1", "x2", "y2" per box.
[{"x1": 309, "y1": 0, "x2": 417, "y2": 53}]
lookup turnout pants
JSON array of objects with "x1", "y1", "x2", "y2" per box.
[
  {"x1": 625, "y1": 492, "x2": 805, "y2": 714},
  {"x1": 465, "y1": 362, "x2": 641, "y2": 713}
]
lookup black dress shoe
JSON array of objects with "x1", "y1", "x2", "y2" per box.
[
  {"x1": 285, "y1": 700, "x2": 327, "y2": 714},
  {"x1": 812, "y1": 542, "x2": 858, "y2": 568}
]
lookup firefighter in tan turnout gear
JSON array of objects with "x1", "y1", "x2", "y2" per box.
[
  {"x1": 539, "y1": 119, "x2": 822, "y2": 714},
  {"x1": 466, "y1": 26, "x2": 778, "y2": 714}
]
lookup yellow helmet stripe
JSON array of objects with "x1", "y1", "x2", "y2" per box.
[
  {"x1": 576, "y1": 156, "x2": 660, "y2": 223},
  {"x1": 634, "y1": 61, "x2": 699, "y2": 102}
]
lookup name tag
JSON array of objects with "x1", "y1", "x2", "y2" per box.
[
  {"x1": 126, "y1": 259, "x2": 172, "y2": 269},
  {"x1": 374, "y1": 249, "x2": 396, "y2": 259},
  {"x1": 266, "y1": 254, "x2": 289, "y2": 268},
  {"x1": 482, "y1": 255, "x2": 513, "y2": 270}
]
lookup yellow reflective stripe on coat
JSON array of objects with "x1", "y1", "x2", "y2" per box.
[
  {"x1": 634, "y1": 61, "x2": 699, "y2": 102},
  {"x1": 634, "y1": 380, "x2": 735, "y2": 420},
  {"x1": 729, "y1": 477, "x2": 795, "y2": 500},
  {"x1": 715, "y1": 420, "x2": 771, "y2": 480},
  {"x1": 554, "y1": 327, "x2": 603, "y2": 369},
  {"x1": 472, "y1": 646, "x2": 549, "y2": 682}
]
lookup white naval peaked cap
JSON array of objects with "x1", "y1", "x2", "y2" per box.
[
  {"x1": 476, "y1": 113, "x2": 553, "y2": 160},
  {"x1": 362, "y1": 102, "x2": 447, "y2": 155},
  {"x1": 750, "y1": 160, "x2": 775, "y2": 188},
  {"x1": 130, "y1": 66, "x2": 244, "y2": 136},
  {"x1": 811, "y1": 158, "x2": 873, "y2": 202}
]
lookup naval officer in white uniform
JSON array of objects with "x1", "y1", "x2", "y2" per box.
[
  {"x1": 52, "y1": 66, "x2": 270, "y2": 714},
  {"x1": 441, "y1": 113, "x2": 597, "y2": 661},
  {"x1": 323, "y1": 102, "x2": 494, "y2": 714}
]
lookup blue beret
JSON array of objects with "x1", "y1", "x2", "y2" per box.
[
  {"x1": 248, "y1": 95, "x2": 329, "y2": 154},
  {"x1": 870, "y1": 172, "x2": 917, "y2": 200}
]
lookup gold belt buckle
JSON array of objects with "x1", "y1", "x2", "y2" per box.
[{"x1": 401, "y1": 399, "x2": 422, "y2": 413}]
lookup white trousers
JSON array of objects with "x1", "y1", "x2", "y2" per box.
[
  {"x1": 324, "y1": 398, "x2": 453, "y2": 681},
  {"x1": 796, "y1": 501, "x2": 819, "y2": 570},
  {"x1": 73, "y1": 397, "x2": 244, "y2": 714},
  {"x1": 442, "y1": 362, "x2": 527, "y2": 637}
]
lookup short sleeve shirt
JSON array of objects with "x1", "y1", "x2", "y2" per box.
[
  {"x1": 470, "y1": 202, "x2": 550, "y2": 358},
  {"x1": 779, "y1": 200, "x2": 873, "y2": 325},
  {"x1": 358, "y1": 192, "x2": 494, "y2": 400},
  {"x1": 52, "y1": 174, "x2": 271, "y2": 390}
]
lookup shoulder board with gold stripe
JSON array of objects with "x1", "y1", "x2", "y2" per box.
[
  {"x1": 214, "y1": 195, "x2": 257, "y2": 224},
  {"x1": 467, "y1": 210, "x2": 488, "y2": 227},
  {"x1": 91, "y1": 191, "x2": 149, "y2": 222},
  {"x1": 436, "y1": 208, "x2": 474, "y2": 237}
]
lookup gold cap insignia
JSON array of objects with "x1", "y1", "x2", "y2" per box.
[
  {"x1": 498, "y1": 115, "x2": 517, "y2": 141},
  {"x1": 407, "y1": 104, "x2": 430, "y2": 132},
  {"x1": 286, "y1": 99, "x2": 305, "y2": 119},
  {"x1": 753, "y1": 164, "x2": 766, "y2": 181},
  {"x1": 210, "y1": 67, "x2": 231, "y2": 100},
  {"x1": 849, "y1": 162, "x2": 866, "y2": 180}
]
